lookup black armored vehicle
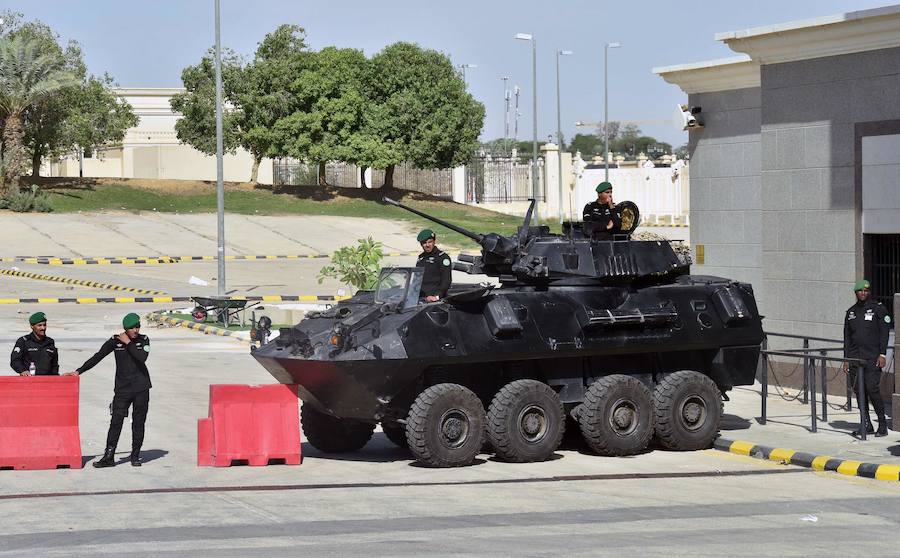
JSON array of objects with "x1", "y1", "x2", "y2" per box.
[{"x1": 252, "y1": 198, "x2": 763, "y2": 467}]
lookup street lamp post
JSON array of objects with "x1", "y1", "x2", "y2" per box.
[
  {"x1": 214, "y1": 0, "x2": 226, "y2": 296},
  {"x1": 604, "y1": 42, "x2": 620, "y2": 182},
  {"x1": 555, "y1": 49, "x2": 572, "y2": 225},
  {"x1": 501, "y1": 76, "x2": 510, "y2": 151},
  {"x1": 515, "y1": 33, "x2": 539, "y2": 224},
  {"x1": 459, "y1": 63, "x2": 477, "y2": 85}
]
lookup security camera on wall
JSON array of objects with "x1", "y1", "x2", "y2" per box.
[{"x1": 673, "y1": 104, "x2": 703, "y2": 131}]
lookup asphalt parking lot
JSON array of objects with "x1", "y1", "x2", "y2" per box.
[{"x1": 2, "y1": 213, "x2": 899, "y2": 557}]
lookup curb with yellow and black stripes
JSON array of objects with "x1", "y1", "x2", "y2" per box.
[
  {"x1": 146, "y1": 311, "x2": 250, "y2": 343},
  {"x1": 714, "y1": 438, "x2": 900, "y2": 481},
  {"x1": 0, "y1": 268, "x2": 167, "y2": 295},
  {"x1": 1, "y1": 252, "x2": 425, "y2": 266},
  {"x1": 0, "y1": 294, "x2": 349, "y2": 305}
]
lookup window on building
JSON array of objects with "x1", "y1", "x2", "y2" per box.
[{"x1": 864, "y1": 233, "x2": 899, "y2": 327}]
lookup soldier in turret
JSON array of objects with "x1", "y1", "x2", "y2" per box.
[
  {"x1": 415, "y1": 228, "x2": 452, "y2": 302},
  {"x1": 582, "y1": 182, "x2": 622, "y2": 238}
]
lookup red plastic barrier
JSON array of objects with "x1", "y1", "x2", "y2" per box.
[
  {"x1": 197, "y1": 384, "x2": 301, "y2": 467},
  {"x1": 0, "y1": 376, "x2": 82, "y2": 470}
]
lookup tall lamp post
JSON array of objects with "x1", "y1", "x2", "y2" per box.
[
  {"x1": 214, "y1": 0, "x2": 226, "y2": 296},
  {"x1": 459, "y1": 63, "x2": 477, "y2": 85},
  {"x1": 555, "y1": 49, "x2": 572, "y2": 224},
  {"x1": 603, "y1": 42, "x2": 620, "y2": 182},
  {"x1": 501, "y1": 76, "x2": 510, "y2": 151},
  {"x1": 515, "y1": 33, "x2": 539, "y2": 224}
]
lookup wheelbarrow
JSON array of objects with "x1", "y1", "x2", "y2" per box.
[{"x1": 190, "y1": 296, "x2": 259, "y2": 327}]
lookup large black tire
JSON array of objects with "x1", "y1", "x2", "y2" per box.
[
  {"x1": 487, "y1": 380, "x2": 565, "y2": 463},
  {"x1": 301, "y1": 406, "x2": 375, "y2": 453},
  {"x1": 579, "y1": 375, "x2": 653, "y2": 456},
  {"x1": 653, "y1": 370, "x2": 723, "y2": 451},
  {"x1": 407, "y1": 383, "x2": 485, "y2": 468},
  {"x1": 381, "y1": 424, "x2": 409, "y2": 450}
]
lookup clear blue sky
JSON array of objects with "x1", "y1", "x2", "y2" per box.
[{"x1": 4, "y1": 0, "x2": 890, "y2": 148}]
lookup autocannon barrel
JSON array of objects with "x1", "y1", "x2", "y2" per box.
[{"x1": 383, "y1": 197, "x2": 484, "y2": 244}]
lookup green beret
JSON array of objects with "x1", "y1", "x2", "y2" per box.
[
  {"x1": 417, "y1": 229, "x2": 435, "y2": 243},
  {"x1": 29, "y1": 312, "x2": 46, "y2": 326},
  {"x1": 853, "y1": 279, "x2": 871, "y2": 292},
  {"x1": 595, "y1": 181, "x2": 612, "y2": 193},
  {"x1": 122, "y1": 313, "x2": 141, "y2": 329}
]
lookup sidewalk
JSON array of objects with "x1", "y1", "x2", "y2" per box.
[{"x1": 722, "y1": 382, "x2": 900, "y2": 475}]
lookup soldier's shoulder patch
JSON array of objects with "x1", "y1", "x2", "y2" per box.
[
  {"x1": 886, "y1": 315, "x2": 892, "y2": 324},
  {"x1": 13, "y1": 346, "x2": 20, "y2": 353},
  {"x1": 143, "y1": 345, "x2": 150, "y2": 352},
  {"x1": 443, "y1": 258, "x2": 451, "y2": 266}
]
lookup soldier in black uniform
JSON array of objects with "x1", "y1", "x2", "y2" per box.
[
  {"x1": 416, "y1": 228, "x2": 452, "y2": 302},
  {"x1": 582, "y1": 181, "x2": 622, "y2": 238},
  {"x1": 9, "y1": 312, "x2": 59, "y2": 376},
  {"x1": 842, "y1": 279, "x2": 892, "y2": 437},
  {"x1": 69, "y1": 313, "x2": 152, "y2": 467}
]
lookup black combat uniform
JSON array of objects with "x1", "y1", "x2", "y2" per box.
[
  {"x1": 10, "y1": 333, "x2": 59, "y2": 375},
  {"x1": 582, "y1": 201, "x2": 622, "y2": 238},
  {"x1": 843, "y1": 299, "x2": 891, "y2": 431},
  {"x1": 77, "y1": 334, "x2": 152, "y2": 456},
  {"x1": 417, "y1": 248, "x2": 452, "y2": 299}
]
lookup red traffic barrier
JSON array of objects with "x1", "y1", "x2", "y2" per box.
[
  {"x1": 197, "y1": 384, "x2": 301, "y2": 467},
  {"x1": 0, "y1": 376, "x2": 82, "y2": 470}
]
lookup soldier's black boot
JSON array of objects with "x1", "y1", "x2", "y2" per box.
[
  {"x1": 130, "y1": 450, "x2": 142, "y2": 467},
  {"x1": 876, "y1": 422, "x2": 889, "y2": 437},
  {"x1": 93, "y1": 447, "x2": 116, "y2": 468}
]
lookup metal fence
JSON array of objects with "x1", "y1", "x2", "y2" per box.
[
  {"x1": 272, "y1": 159, "x2": 452, "y2": 199},
  {"x1": 466, "y1": 154, "x2": 543, "y2": 203},
  {"x1": 371, "y1": 162, "x2": 452, "y2": 199}
]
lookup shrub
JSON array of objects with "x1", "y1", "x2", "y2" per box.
[
  {"x1": 1, "y1": 185, "x2": 53, "y2": 213},
  {"x1": 317, "y1": 237, "x2": 384, "y2": 291}
]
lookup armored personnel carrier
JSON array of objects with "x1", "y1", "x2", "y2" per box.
[{"x1": 252, "y1": 198, "x2": 763, "y2": 467}]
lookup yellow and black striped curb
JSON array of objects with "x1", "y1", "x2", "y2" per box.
[
  {"x1": 0, "y1": 252, "x2": 426, "y2": 265},
  {"x1": 0, "y1": 268, "x2": 168, "y2": 295},
  {"x1": 642, "y1": 223, "x2": 689, "y2": 228},
  {"x1": 714, "y1": 438, "x2": 900, "y2": 481},
  {"x1": 146, "y1": 312, "x2": 250, "y2": 343},
  {"x1": 0, "y1": 294, "x2": 350, "y2": 305}
]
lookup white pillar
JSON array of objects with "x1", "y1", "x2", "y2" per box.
[
  {"x1": 452, "y1": 165, "x2": 466, "y2": 204},
  {"x1": 540, "y1": 142, "x2": 559, "y2": 222}
]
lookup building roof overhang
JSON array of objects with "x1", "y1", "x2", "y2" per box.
[{"x1": 652, "y1": 55, "x2": 759, "y2": 94}]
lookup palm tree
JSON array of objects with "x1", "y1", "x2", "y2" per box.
[{"x1": 0, "y1": 34, "x2": 77, "y2": 195}]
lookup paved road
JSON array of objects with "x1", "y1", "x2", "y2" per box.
[{"x1": 2, "y1": 213, "x2": 898, "y2": 556}]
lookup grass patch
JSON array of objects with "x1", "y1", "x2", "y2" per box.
[{"x1": 42, "y1": 182, "x2": 539, "y2": 250}]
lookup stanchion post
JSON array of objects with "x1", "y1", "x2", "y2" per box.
[
  {"x1": 820, "y1": 351, "x2": 828, "y2": 422},
  {"x1": 801, "y1": 338, "x2": 809, "y2": 404},
  {"x1": 846, "y1": 367, "x2": 853, "y2": 411},
  {"x1": 857, "y1": 363, "x2": 868, "y2": 441},
  {"x1": 760, "y1": 338, "x2": 768, "y2": 425},
  {"x1": 809, "y1": 355, "x2": 818, "y2": 433}
]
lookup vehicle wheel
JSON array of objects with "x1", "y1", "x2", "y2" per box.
[
  {"x1": 381, "y1": 424, "x2": 409, "y2": 450},
  {"x1": 579, "y1": 374, "x2": 653, "y2": 456},
  {"x1": 407, "y1": 383, "x2": 485, "y2": 468},
  {"x1": 653, "y1": 370, "x2": 723, "y2": 450},
  {"x1": 191, "y1": 307, "x2": 207, "y2": 322},
  {"x1": 301, "y1": 406, "x2": 374, "y2": 453},
  {"x1": 487, "y1": 380, "x2": 565, "y2": 463}
]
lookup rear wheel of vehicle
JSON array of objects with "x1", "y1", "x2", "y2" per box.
[
  {"x1": 579, "y1": 374, "x2": 653, "y2": 456},
  {"x1": 301, "y1": 406, "x2": 374, "y2": 453},
  {"x1": 653, "y1": 370, "x2": 722, "y2": 451},
  {"x1": 487, "y1": 380, "x2": 565, "y2": 463},
  {"x1": 381, "y1": 424, "x2": 409, "y2": 450},
  {"x1": 407, "y1": 383, "x2": 485, "y2": 468},
  {"x1": 191, "y1": 307, "x2": 207, "y2": 322}
]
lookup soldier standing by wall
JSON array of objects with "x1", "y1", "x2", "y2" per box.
[
  {"x1": 842, "y1": 279, "x2": 892, "y2": 438},
  {"x1": 68, "y1": 313, "x2": 152, "y2": 467},
  {"x1": 9, "y1": 312, "x2": 59, "y2": 376}
]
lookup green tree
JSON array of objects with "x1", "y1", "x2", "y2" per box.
[
  {"x1": 366, "y1": 42, "x2": 484, "y2": 186},
  {"x1": 0, "y1": 33, "x2": 77, "y2": 193},
  {"x1": 317, "y1": 237, "x2": 384, "y2": 291},
  {"x1": 568, "y1": 133, "x2": 602, "y2": 156}
]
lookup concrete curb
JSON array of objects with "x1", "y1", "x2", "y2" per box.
[
  {"x1": 714, "y1": 437, "x2": 900, "y2": 481},
  {"x1": 0, "y1": 268, "x2": 168, "y2": 295},
  {"x1": 1, "y1": 252, "x2": 424, "y2": 265},
  {"x1": 146, "y1": 311, "x2": 251, "y2": 344},
  {"x1": 0, "y1": 294, "x2": 348, "y2": 305}
]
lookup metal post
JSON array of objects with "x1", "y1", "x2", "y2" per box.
[
  {"x1": 214, "y1": 0, "x2": 226, "y2": 296},
  {"x1": 531, "y1": 38, "x2": 539, "y2": 223},
  {"x1": 809, "y1": 355, "x2": 818, "y2": 433},
  {"x1": 820, "y1": 351, "x2": 828, "y2": 422},
  {"x1": 502, "y1": 76, "x2": 510, "y2": 150},
  {"x1": 858, "y1": 363, "x2": 868, "y2": 440},
  {"x1": 801, "y1": 338, "x2": 809, "y2": 404},
  {"x1": 846, "y1": 368, "x2": 853, "y2": 411},
  {"x1": 555, "y1": 50, "x2": 571, "y2": 225},
  {"x1": 602, "y1": 42, "x2": 619, "y2": 181},
  {"x1": 759, "y1": 337, "x2": 768, "y2": 425}
]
